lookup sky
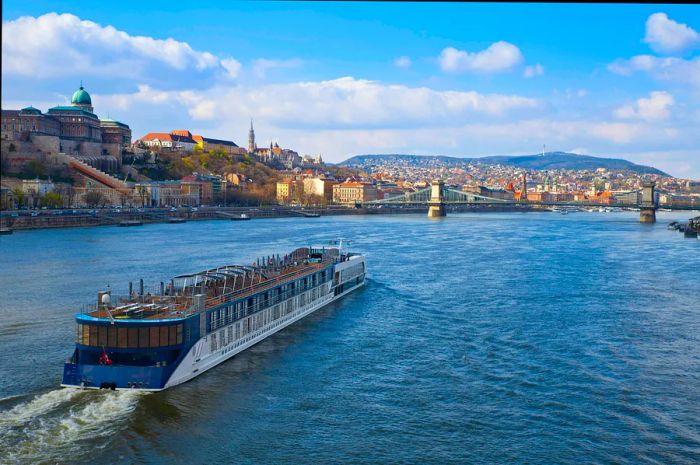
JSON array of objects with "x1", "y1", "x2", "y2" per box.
[{"x1": 2, "y1": 1, "x2": 699, "y2": 178}]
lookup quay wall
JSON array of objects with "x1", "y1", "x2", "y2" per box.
[{"x1": 0, "y1": 205, "x2": 538, "y2": 231}]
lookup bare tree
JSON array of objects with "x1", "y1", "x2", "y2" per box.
[{"x1": 84, "y1": 190, "x2": 105, "y2": 208}]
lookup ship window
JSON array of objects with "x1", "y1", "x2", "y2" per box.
[
  {"x1": 160, "y1": 326, "x2": 169, "y2": 346},
  {"x1": 169, "y1": 326, "x2": 177, "y2": 346},
  {"x1": 82, "y1": 324, "x2": 90, "y2": 345},
  {"x1": 139, "y1": 327, "x2": 149, "y2": 348},
  {"x1": 150, "y1": 326, "x2": 159, "y2": 347},
  {"x1": 176, "y1": 325, "x2": 183, "y2": 344},
  {"x1": 98, "y1": 326, "x2": 107, "y2": 347},
  {"x1": 127, "y1": 328, "x2": 138, "y2": 348},
  {"x1": 118, "y1": 327, "x2": 128, "y2": 348},
  {"x1": 89, "y1": 325, "x2": 98, "y2": 346},
  {"x1": 108, "y1": 326, "x2": 117, "y2": 347}
]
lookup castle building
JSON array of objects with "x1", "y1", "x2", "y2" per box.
[
  {"x1": 139, "y1": 130, "x2": 242, "y2": 154},
  {"x1": 100, "y1": 118, "x2": 133, "y2": 155},
  {"x1": 302, "y1": 154, "x2": 324, "y2": 166},
  {"x1": 245, "y1": 119, "x2": 301, "y2": 168},
  {"x1": 192, "y1": 134, "x2": 241, "y2": 154},
  {"x1": 1, "y1": 83, "x2": 131, "y2": 171}
]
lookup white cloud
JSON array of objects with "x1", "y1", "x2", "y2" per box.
[
  {"x1": 393, "y1": 56, "x2": 412, "y2": 69},
  {"x1": 614, "y1": 91, "x2": 675, "y2": 122},
  {"x1": 644, "y1": 12, "x2": 700, "y2": 54},
  {"x1": 1, "y1": 12, "x2": 236, "y2": 81},
  {"x1": 438, "y1": 41, "x2": 524, "y2": 73},
  {"x1": 523, "y1": 63, "x2": 544, "y2": 78},
  {"x1": 608, "y1": 55, "x2": 700, "y2": 88},
  {"x1": 586, "y1": 122, "x2": 644, "y2": 144},
  {"x1": 251, "y1": 58, "x2": 303, "y2": 78},
  {"x1": 92, "y1": 80, "x2": 688, "y2": 147},
  {"x1": 220, "y1": 58, "x2": 242, "y2": 79},
  {"x1": 561, "y1": 88, "x2": 588, "y2": 99},
  {"x1": 98, "y1": 77, "x2": 540, "y2": 130}
]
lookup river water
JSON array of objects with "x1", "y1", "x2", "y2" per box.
[{"x1": 0, "y1": 211, "x2": 699, "y2": 465}]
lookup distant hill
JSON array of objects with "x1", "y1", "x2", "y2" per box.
[{"x1": 339, "y1": 152, "x2": 669, "y2": 176}]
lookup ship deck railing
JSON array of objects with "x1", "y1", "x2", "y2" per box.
[
  {"x1": 81, "y1": 258, "x2": 335, "y2": 321},
  {"x1": 203, "y1": 259, "x2": 331, "y2": 309},
  {"x1": 82, "y1": 295, "x2": 189, "y2": 320}
]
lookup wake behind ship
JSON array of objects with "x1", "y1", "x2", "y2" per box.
[{"x1": 62, "y1": 244, "x2": 366, "y2": 391}]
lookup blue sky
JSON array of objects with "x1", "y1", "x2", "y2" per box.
[{"x1": 2, "y1": 2, "x2": 699, "y2": 177}]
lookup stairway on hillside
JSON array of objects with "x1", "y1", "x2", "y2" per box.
[{"x1": 57, "y1": 153, "x2": 131, "y2": 192}]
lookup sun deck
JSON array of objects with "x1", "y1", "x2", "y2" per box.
[{"x1": 84, "y1": 246, "x2": 340, "y2": 321}]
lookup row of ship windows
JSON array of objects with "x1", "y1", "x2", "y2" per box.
[
  {"x1": 76, "y1": 323, "x2": 183, "y2": 348},
  {"x1": 210, "y1": 287, "x2": 322, "y2": 352},
  {"x1": 340, "y1": 262, "x2": 365, "y2": 283},
  {"x1": 209, "y1": 274, "x2": 328, "y2": 331}
]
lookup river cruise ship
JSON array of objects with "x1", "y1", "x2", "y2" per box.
[{"x1": 62, "y1": 243, "x2": 366, "y2": 391}]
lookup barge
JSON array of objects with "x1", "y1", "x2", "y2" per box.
[{"x1": 62, "y1": 242, "x2": 366, "y2": 391}]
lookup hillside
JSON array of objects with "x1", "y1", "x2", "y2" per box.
[{"x1": 340, "y1": 152, "x2": 669, "y2": 176}]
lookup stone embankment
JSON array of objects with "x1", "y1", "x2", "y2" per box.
[{"x1": 0, "y1": 204, "x2": 537, "y2": 231}]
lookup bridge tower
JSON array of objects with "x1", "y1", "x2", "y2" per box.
[
  {"x1": 427, "y1": 180, "x2": 446, "y2": 218},
  {"x1": 639, "y1": 182, "x2": 656, "y2": 223}
]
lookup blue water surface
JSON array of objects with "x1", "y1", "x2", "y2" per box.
[{"x1": 0, "y1": 211, "x2": 699, "y2": 465}]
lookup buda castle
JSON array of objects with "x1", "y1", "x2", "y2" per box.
[{"x1": 1, "y1": 84, "x2": 131, "y2": 172}]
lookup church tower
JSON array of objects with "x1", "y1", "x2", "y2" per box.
[{"x1": 248, "y1": 119, "x2": 256, "y2": 153}]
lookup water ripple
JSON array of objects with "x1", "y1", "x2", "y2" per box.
[{"x1": 0, "y1": 212, "x2": 698, "y2": 464}]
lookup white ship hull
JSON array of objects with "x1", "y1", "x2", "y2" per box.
[{"x1": 165, "y1": 278, "x2": 364, "y2": 389}]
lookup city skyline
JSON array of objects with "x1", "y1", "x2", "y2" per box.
[{"x1": 2, "y1": 2, "x2": 699, "y2": 177}]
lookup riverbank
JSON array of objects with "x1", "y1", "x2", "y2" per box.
[{"x1": 0, "y1": 204, "x2": 540, "y2": 231}]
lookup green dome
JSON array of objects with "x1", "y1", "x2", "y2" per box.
[{"x1": 71, "y1": 86, "x2": 92, "y2": 105}]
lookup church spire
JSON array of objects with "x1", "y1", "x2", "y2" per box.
[{"x1": 248, "y1": 118, "x2": 256, "y2": 153}]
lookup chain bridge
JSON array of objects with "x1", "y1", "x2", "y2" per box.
[{"x1": 363, "y1": 181, "x2": 692, "y2": 223}]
